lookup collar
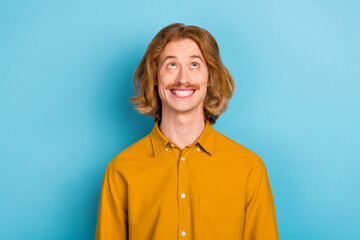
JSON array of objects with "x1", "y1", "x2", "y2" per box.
[{"x1": 150, "y1": 120, "x2": 215, "y2": 156}]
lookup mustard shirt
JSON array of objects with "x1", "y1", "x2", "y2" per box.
[{"x1": 95, "y1": 120, "x2": 279, "y2": 240}]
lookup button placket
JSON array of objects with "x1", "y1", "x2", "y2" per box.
[{"x1": 178, "y1": 151, "x2": 190, "y2": 238}]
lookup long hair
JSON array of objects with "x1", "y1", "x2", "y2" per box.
[{"x1": 129, "y1": 23, "x2": 235, "y2": 125}]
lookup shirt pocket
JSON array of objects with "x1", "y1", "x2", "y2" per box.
[{"x1": 198, "y1": 194, "x2": 243, "y2": 240}]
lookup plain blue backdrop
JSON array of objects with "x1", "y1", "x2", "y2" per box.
[{"x1": 1, "y1": 0, "x2": 359, "y2": 239}]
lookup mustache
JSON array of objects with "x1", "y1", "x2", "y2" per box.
[{"x1": 165, "y1": 83, "x2": 200, "y2": 90}]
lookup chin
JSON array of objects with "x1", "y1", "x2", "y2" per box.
[{"x1": 170, "y1": 104, "x2": 202, "y2": 114}]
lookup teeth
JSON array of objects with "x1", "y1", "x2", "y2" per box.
[{"x1": 171, "y1": 89, "x2": 195, "y2": 97}]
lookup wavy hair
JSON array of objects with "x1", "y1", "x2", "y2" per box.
[{"x1": 129, "y1": 23, "x2": 235, "y2": 125}]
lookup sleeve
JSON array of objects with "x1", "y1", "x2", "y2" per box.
[
  {"x1": 95, "y1": 164, "x2": 128, "y2": 240},
  {"x1": 243, "y1": 156, "x2": 279, "y2": 240}
]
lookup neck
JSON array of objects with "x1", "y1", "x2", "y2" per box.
[{"x1": 159, "y1": 106, "x2": 206, "y2": 150}]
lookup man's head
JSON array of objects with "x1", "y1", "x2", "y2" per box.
[{"x1": 130, "y1": 23, "x2": 235, "y2": 125}]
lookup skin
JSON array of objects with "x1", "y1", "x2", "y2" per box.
[{"x1": 155, "y1": 38, "x2": 210, "y2": 150}]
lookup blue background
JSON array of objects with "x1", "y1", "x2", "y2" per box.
[{"x1": 1, "y1": 0, "x2": 359, "y2": 239}]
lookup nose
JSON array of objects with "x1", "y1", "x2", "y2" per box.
[{"x1": 175, "y1": 66, "x2": 190, "y2": 85}]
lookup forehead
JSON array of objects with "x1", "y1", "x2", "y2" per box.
[{"x1": 160, "y1": 38, "x2": 203, "y2": 58}]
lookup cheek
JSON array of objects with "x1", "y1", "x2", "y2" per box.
[
  {"x1": 200, "y1": 88, "x2": 208, "y2": 100},
  {"x1": 158, "y1": 83, "x2": 169, "y2": 100},
  {"x1": 199, "y1": 71, "x2": 209, "y2": 86}
]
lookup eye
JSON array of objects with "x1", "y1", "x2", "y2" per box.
[
  {"x1": 167, "y1": 63, "x2": 176, "y2": 69},
  {"x1": 191, "y1": 62, "x2": 200, "y2": 68}
]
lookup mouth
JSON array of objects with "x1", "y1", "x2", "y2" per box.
[{"x1": 170, "y1": 88, "x2": 196, "y2": 98}]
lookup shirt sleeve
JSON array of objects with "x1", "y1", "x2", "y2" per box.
[
  {"x1": 243, "y1": 156, "x2": 279, "y2": 240},
  {"x1": 95, "y1": 164, "x2": 128, "y2": 240}
]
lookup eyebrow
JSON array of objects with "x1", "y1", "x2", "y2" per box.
[{"x1": 161, "y1": 55, "x2": 204, "y2": 65}]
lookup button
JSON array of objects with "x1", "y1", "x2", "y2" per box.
[
  {"x1": 197, "y1": 147, "x2": 200, "y2": 152},
  {"x1": 181, "y1": 157, "x2": 185, "y2": 161},
  {"x1": 181, "y1": 193, "x2": 186, "y2": 198},
  {"x1": 181, "y1": 231, "x2": 186, "y2": 236},
  {"x1": 165, "y1": 148, "x2": 168, "y2": 151},
  {"x1": 171, "y1": 143, "x2": 174, "y2": 147}
]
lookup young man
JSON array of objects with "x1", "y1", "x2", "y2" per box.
[{"x1": 95, "y1": 23, "x2": 279, "y2": 240}]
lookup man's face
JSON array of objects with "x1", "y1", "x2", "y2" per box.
[{"x1": 156, "y1": 38, "x2": 209, "y2": 116}]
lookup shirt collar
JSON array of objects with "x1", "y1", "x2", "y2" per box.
[
  {"x1": 196, "y1": 120, "x2": 215, "y2": 155},
  {"x1": 150, "y1": 120, "x2": 215, "y2": 156}
]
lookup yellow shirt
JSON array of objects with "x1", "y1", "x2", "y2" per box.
[{"x1": 95, "y1": 120, "x2": 279, "y2": 240}]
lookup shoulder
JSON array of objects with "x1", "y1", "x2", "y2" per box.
[
  {"x1": 107, "y1": 134, "x2": 153, "y2": 171},
  {"x1": 213, "y1": 130, "x2": 264, "y2": 167}
]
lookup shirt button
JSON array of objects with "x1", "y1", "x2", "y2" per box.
[
  {"x1": 197, "y1": 147, "x2": 200, "y2": 152},
  {"x1": 181, "y1": 157, "x2": 185, "y2": 161},
  {"x1": 181, "y1": 193, "x2": 186, "y2": 198},
  {"x1": 165, "y1": 148, "x2": 168, "y2": 151},
  {"x1": 181, "y1": 231, "x2": 186, "y2": 236},
  {"x1": 171, "y1": 143, "x2": 174, "y2": 147}
]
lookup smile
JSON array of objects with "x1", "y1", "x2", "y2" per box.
[{"x1": 170, "y1": 89, "x2": 196, "y2": 98}]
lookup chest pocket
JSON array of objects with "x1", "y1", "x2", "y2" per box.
[{"x1": 198, "y1": 194, "x2": 243, "y2": 240}]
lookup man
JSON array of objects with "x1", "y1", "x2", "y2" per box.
[{"x1": 95, "y1": 23, "x2": 279, "y2": 240}]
